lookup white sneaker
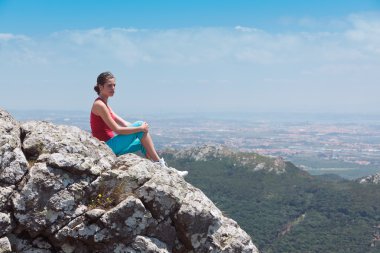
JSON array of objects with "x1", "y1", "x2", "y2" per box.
[
  {"x1": 158, "y1": 157, "x2": 168, "y2": 168},
  {"x1": 177, "y1": 170, "x2": 189, "y2": 177},
  {"x1": 155, "y1": 158, "x2": 188, "y2": 177}
]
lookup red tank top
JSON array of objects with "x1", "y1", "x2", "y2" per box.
[{"x1": 90, "y1": 98, "x2": 116, "y2": 142}]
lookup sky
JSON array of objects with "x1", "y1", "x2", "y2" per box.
[{"x1": 1, "y1": 0, "x2": 380, "y2": 115}]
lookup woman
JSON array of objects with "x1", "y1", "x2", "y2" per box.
[{"x1": 90, "y1": 71, "x2": 188, "y2": 177}]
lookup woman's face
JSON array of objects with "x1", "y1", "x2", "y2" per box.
[{"x1": 100, "y1": 78, "x2": 116, "y2": 97}]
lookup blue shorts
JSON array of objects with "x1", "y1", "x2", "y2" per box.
[{"x1": 106, "y1": 121, "x2": 146, "y2": 156}]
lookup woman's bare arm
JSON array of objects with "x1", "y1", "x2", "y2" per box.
[
  {"x1": 109, "y1": 108, "x2": 131, "y2": 127},
  {"x1": 92, "y1": 101, "x2": 147, "y2": 135}
]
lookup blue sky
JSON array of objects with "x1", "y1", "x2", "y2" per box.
[
  {"x1": 1, "y1": 0, "x2": 379, "y2": 33},
  {"x1": 1, "y1": 0, "x2": 380, "y2": 114}
]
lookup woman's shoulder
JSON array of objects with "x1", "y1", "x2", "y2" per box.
[
  {"x1": 93, "y1": 98, "x2": 106, "y2": 106},
  {"x1": 92, "y1": 99, "x2": 108, "y2": 114}
]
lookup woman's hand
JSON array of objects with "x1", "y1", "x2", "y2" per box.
[{"x1": 140, "y1": 122, "x2": 149, "y2": 133}]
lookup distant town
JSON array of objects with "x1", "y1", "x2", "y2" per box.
[{"x1": 10, "y1": 110, "x2": 380, "y2": 179}]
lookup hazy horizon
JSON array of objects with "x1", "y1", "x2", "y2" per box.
[
  {"x1": 7, "y1": 108, "x2": 380, "y2": 124},
  {"x1": 5, "y1": 107, "x2": 380, "y2": 180}
]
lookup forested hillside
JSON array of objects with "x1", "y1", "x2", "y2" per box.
[{"x1": 162, "y1": 146, "x2": 380, "y2": 253}]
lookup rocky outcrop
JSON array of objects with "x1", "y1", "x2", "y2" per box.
[
  {"x1": 163, "y1": 144, "x2": 287, "y2": 174},
  {"x1": 170, "y1": 145, "x2": 235, "y2": 162},
  {"x1": 358, "y1": 173, "x2": 380, "y2": 184},
  {"x1": 0, "y1": 108, "x2": 258, "y2": 253}
]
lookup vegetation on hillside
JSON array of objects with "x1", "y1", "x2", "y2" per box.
[{"x1": 163, "y1": 150, "x2": 380, "y2": 253}]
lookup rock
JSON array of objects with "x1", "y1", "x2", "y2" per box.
[
  {"x1": 0, "y1": 186, "x2": 13, "y2": 211},
  {"x1": 358, "y1": 173, "x2": 380, "y2": 184},
  {"x1": 122, "y1": 235, "x2": 170, "y2": 253},
  {"x1": 98, "y1": 196, "x2": 156, "y2": 241},
  {"x1": 208, "y1": 217, "x2": 258, "y2": 252},
  {"x1": 174, "y1": 187, "x2": 223, "y2": 250},
  {"x1": 7, "y1": 234, "x2": 53, "y2": 253},
  {"x1": 32, "y1": 237, "x2": 53, "y2": 250},
  {"x1": 37, "y1": 152, "x2": 102, "y2": 176},
  {"x1": 172, "y1": 144, "x2": 235, "y2": 161},
  {"x1": 0, "y1": 109, "x2": 26, "y2": 246},
  {"x1": 85, "y1": 208, "x2": 106, "y2": 221},
  {"x1": 165, "y1": 144, "x2": 288, "y2": 174},
  {"x1": 135, "y1": 168, "x2": 189, "y2": 222},
  {"x1": 0, "y1": 148, "x2": 29, "y2": 185},
  {"x1": 0, "y1": 212, "x2": 12, "y2": 237},
  {"x1": 0, "y1": 237, "x2": 11, "y2": 253},
  {"x1": 0, "y1": 108, "x2": 259, "y2": 253},
  {"x1": 11, "y1": 162, "x2": 92, "y2": 236},
  {"x1": 21, "y1": 121, "x2": 115, "y2": 172},
  {"x1": 0, "y1": 109, "x2": 28, "y2": 186}
]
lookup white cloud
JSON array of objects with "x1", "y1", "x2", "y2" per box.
[
  {"x1": 234, "y1": 25, "x2": 262, "y2": 32},
  {"x1": 0, "y1": 33, "x2": 30, "y2": 41},
  {"x1": 345, "y1": 13, "x2": 380, "y2": 54},
  {"x1": 4, "y1": 16, "x2": 378, "y2": 67},
  {"x1": 1, "y1": 13, "x2": 380, "y2": 113}
]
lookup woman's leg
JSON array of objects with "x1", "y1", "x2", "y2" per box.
[
  {"x1": 106, "y1": 121, "x2": 160, "y2": 161},
  {"x1": 141, "y1": 132, "x2": 160, "y2": 161}
]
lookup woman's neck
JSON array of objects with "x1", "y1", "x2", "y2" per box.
[{"x1": 98, "y1": 95, "x2": 108, "y2": 103}]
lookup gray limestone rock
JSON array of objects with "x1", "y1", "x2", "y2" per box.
[
  {"x1": 121, "y1": 235, "x2": 170, "y2": 253},
  {"x1": 173, "y1": 144, "x2": 235, "y2": 162},
  {"x1": 174, "y1": 187, "x2": 223, "y2": 251},
  {"x1": 85, "y1": 208, "x2": 106, "y2": 221},
  {"x1": 358, "y1": 173, "x2": 380, "y2": 184},
  {"x1": 207, "y1": 217, "x2": 258, "y2": 253},
  {"x1": 21, "y1": 120, "x2": 115, "y2": 171},
  {"x1": 0, "y1": 109, "x2": 28, "y2": 186},
  {"x1": 7, "y1": 234, "x2": 53, "y2": 253},
  {"x1": 11, "y1": 162, "x2": 92, "y2": 236},
  {"x1": 0, "y1": 237, "x2": 11, "y2": 253},
  {"x1": 0, "y1": 186, "x2": 13, "y2": 211},
  {"x1": 0, "y1": 108, "x2": 258, "y2": 253},
  {"x1": 135, "y1": 168, "x2": 189, "y2": 222},
  {"x1": 0, "y1": 212, "x2": 12, "y2": 237}
]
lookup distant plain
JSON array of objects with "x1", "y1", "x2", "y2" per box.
[{"x1": 9, "y1": 109, "x2": 380, "y2": 179}]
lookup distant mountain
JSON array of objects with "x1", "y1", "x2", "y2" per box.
[
  {"x1": 358, "y1": 172, "x2": 380, "y2": 184},
  {"x1": 165, "y1": 144, "x2": 300, "y2": 175},
  {"x1": 162, "y1": 145, "x2": 380, "y2": 253}
]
